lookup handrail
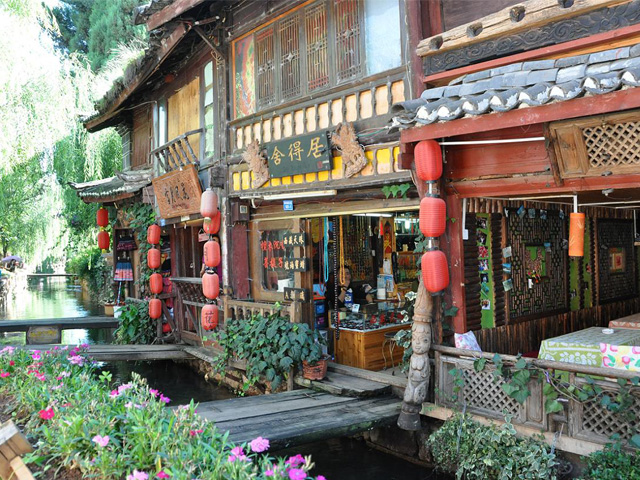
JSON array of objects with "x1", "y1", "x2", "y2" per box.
[
  {"x1": 171, "y1": 277, "x2": 203, "y2": 285},
  {"x1": 150, "y1": 129, "x2": 203, "y2": 173}
]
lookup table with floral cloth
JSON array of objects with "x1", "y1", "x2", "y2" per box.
[
  {"x1": 608, "y1": 313, "x2": 640, "y2": 330},
  {"x1": 539, "y1": 327, "x2": 640, "y2": 367}
]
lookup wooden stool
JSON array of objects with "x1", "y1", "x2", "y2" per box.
[
  {"x1": 382, "y1": 331, "x2": 397, "y2": 370},
  {"x1": 0, "y1": 421, "x2": 34, "y2": 480}
]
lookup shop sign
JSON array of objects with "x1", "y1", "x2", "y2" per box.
[
  {"x1": 283, "y1": 258, "x2": 308, "y2": 272},
  {"x1": 283, "y1": 232, "x2": 306, "y2": 246},
  {"x1": 27, "y1": 326, "x2": 61, "y2": 345},
  {"x1": 284, "y1": 287, "x2": 310, "y2": 302},
  {"x1": 266, "y1": 132, "x2": 332, "y2": 178},
  {"x1": 152, "y1": 164, "x2": 203, "y2": 219},
  {"x1": 260, "y1": 231, "x2": 308, "y2": 272}
]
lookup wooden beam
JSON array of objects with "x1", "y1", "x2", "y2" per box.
[
  {"x1": 84, "y1": 23, "x2": 189, "y2": 133},
  {"x1": 0, "y1": 317, "x2": 118, "y2": 333},
  {"x1": 146, "y1": 0, "x2": 207, "y2": 32},
  {"x1": 424, "y1": 23, "x2": 640, "y2": 85},
  {"x1": 542, "y1": 123, "x2": 563, "y2": 187},
  {"x1": 401, "y1": 88, "x2": 640, "y2": 144},
  {"x1": 442, "y1": 193, "x2": 466, "y2": 334}
]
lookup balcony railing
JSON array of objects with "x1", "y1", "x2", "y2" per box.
[{"x1": 150, "y1": 129, "x2": 203, "y2": 175}]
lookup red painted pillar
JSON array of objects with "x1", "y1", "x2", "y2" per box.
[{"x1": 442, "y1": 192, "x2": 467, "y2": 334}]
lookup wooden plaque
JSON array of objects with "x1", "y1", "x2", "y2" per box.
[
  {"x1": 152, "y1": 164, "x2": 203, "y2": 219},
  {"x1": 26, "y1": 326, "x2": 61, "y2": 345}
]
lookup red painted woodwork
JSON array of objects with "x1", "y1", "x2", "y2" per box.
[
  {"x1": 203, "y1": 240, "x2": 220, "y2": 268},
  {"x1": 149, "y1": 273, "x2": 163, "y2": 295},
  {"x1": 569, "y1": 213, "x2": 586, "y2": 257},
  {"x1": 414, "y1": 140, "x2": 442, "y2": 181},
  {"x1": 201, "y1": 304, "x2": 218, "y2": 331},
  {"x1": 147, "y1": 248, "x2": 161, "y2": 269},
  {"x1": 442, "y1": 193, "x2": 466, "y2": 334},
  {"x1": 419, "y1": 196, "x2": 447, "y2": 237},
  {"x1": 231, "y1": 223, "x2": 250, "y2": 299},
  {"x1": 200, "y1": 188, "x2": 218, "y2": 219},
  {"x1": 96, "y1": 208, "x2": 109, "y2": 227},
  {"x1": 421, "y1": 250, "x2": 450, "y2": 294},
  {"x1": 202, "y1": 272, "x2": 219, "y2": 300},
  {"x1": 203, "y1": 211, "x2": 221, "y2": 235},
  {"x1": 149, "y1": 298, "x2": 162, "y2": 319},
  {"x1": 97, "y1": 231, "x2": 110, "y2": 251},
  {"x1": 147, "y1": 225, "x2": 161, "y2": 245}
]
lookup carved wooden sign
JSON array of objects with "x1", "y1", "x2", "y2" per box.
[
  {"x1": 266, "y1": 132, "x2": 332, "y2": 178},
  {"x1": 331, "y1": 123, "x2": 366, "y2": 178},
  {"x1": 152, "y1": 164, "x2": 203, "y2": 219}
]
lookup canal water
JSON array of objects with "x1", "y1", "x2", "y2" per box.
[{"x1": 2, "y1": 278, "x2": 449, "y2": 479}]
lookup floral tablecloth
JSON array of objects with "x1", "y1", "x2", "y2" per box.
[
  {"x1": 539, "y1": 327, "x2": 640, "y2": 366},
  {"x1": 608, "y1": 314, "x2": 640, "y2": 329}
]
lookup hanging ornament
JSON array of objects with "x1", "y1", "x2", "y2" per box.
[
  {"x1": 419, "y1": 196, "x2": 447, "y2": 237},
  {"x1": 203, "y1": 240, "x2": 221, "y2": 268},
  {"x1": 147, "y1": 224, "x2": 161, "y2": 245},
  {"x1": 421, "y1": 250, "x2": 449, "y2": 294},
  {"x1": 147, "y1": 248, "x2": 161, "y2": 269},
  {"x1": 149, "y1": 298, "x2": 162, "y2": 319},
  {"x1": 96, "y1": 207, "x2": 109, "y2": 227},
  {"x1": 414, "y1": 140, "x2": 442, "y2": 182},
  {"x1": 201, "y1": 304, "x2": 219, "y2": 330},
  {"x1": 149, "y1": 273, "x2": 163, "y2": 295},
  {"x1": 569, "y1": 212, "x2": 585, "y2": 257},
  {"x1": 200, "y1": 188, "x2": 218, "y2": 219},
  {"x1": 97, "y1": 231, "x2": 110, "y2": 251},
  {"x1": 202, "y1": 272, "x2": 220, "y2": 300},
  {"x1": 203, "y1": 211, "x2": 221, "y2": 235}
]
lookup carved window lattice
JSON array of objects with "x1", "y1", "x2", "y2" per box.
[
  {"x1": 583, "y1": 121, "x2": 640, "y2": 169},
  {"x1": 305, "y1": 3, "x2": 329, "y2": 91},
  {"x1": 334, "y1": 0, "x2": 362, "y2": 82},
  {"x1": 597, "y1": 219, "x2": 636, "y2": 303},
  {"x1": 507, "y1": 209, "x2": 567, "y2": 319},
  {"x1": 256, "y1": 27, "x2": 276, "y2": 109},
  {"x1": 579, "y1": 391, "x2": 640, "y2": 440},
  {"x1": 280, "y1": 15, "x2": 301, "y2": 100}
]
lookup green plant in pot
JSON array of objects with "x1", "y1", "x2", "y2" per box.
[{"x1": 214, "y1": 306, "x2": 327, "y2": 391}]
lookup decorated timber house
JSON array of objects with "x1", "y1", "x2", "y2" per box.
[{"x1": 73, "y1": 0, "x2": 640, "y2": 464}]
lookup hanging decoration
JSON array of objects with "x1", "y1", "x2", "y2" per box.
[
  {"x1": 97, "y1": 230, "x2": 110, "y2": 252},
  {"x1": 569, "y1": 212, "x2": 585, "y2": 258},
  {"x1": 147, "y1": 224, "x2": 161, "y2": 245},
  {"x1": 414, "y1": 140, "x2": 442, "y2": 182},
  {"x1": 96, "y1": 206, "x2": 110, "y2": 253},
  {"x1": 200, "y1": 189, "x2": 221, "y2": 331},
  {"x1": 419, "y1": 196, "x2": 447, "y2": 238},
  {"x1": 96, "y1": 208, "x2": 109, "y2": 227},
  {"x1": 147, "y1": 223, "x2": 163, "y2": 321}
]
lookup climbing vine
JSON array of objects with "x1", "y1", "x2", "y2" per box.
[{"x1": 121, "y1": 203, "x2": 157, "y2": 295}]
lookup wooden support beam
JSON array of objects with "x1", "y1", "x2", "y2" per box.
[{"x1": 146, "y1": 0, "x2": 207, "y2": 31}]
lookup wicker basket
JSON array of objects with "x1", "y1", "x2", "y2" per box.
[{"x1": 302, "y1": 357, "x2": 328, "y2": 381}]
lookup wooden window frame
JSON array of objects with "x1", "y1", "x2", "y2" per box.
[{"x1": 200, "y1": 60, "x2": 217, "y2": 164}]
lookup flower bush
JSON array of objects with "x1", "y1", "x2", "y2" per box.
[
  {"x1": 114, "y1": 299, "x2": 156, "y2": 345},
  {"x1": 0, "y1": 346, "x2": 325, "y2": 480}
]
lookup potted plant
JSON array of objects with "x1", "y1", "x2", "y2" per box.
[{"x1": 301, "y1": 330, "x2": 328, "y2": 381}]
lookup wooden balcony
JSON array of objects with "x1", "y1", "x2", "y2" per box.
[{"x1": 150, "y1": 129, "x2": 203, "y2": 175}]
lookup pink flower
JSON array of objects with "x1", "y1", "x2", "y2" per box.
[
  {"x1": 9, "y1": 360, "x2": 14, "y2": 366},
  {"x1": 317, "y1": 476, "x2": 326, "y2": 480},
  {"x1": 80, "y1": 343, "x2": 89, "y2": 349},
  {"x1": 31, "y1": 353, "x2": 41, "y2": 361},
  {"x1": 118, "y1": 383, "x2": 133, "y2": 394},
  {"x1": 0, "y1": 372, "x2": 10, "y2": 378},
  {"x1": 231, "y1": 447, "x2": 244, "y2": 457},
  {"x1": 69, "y1": 355, "x2": 84, "y2": 366},
  {"x1": 149, "y1": 389, "x2": 159, "y2": 397},
  {"x1": 39, "y1": 408, "x2": 55, "y2": 420},
  {"x1": 250, "y1": 436, "x2": 270, "y2": 453},
  {"x1": 35, "y1": 373, "x2": 46, "y2": 381},
  {"x1": 189, "y1": 429, "x2": 203, "y2": 437},
  {"x1": 286, "y1": 454, "x2": 305, "y2": 467},
  {"x1": 264, "y1": 470, "x2": 275, "y2": 477},
  {"x1": 288, "y1": 468, "x2": 306, "y2": 480},
  {"x1": 109, "y1": 389, "x2": 119, "y2": 399},
  {"x1": 157, "y1": 472, "x2": 170, "y2": 479},
  {"x1": 159, "y1": 394, "x2": 170, "y2": 404},
  {"x1": 92, "y1": 435, "x2": 109, "y2": 447},
  {"x1": 126, "y1": 470, "x2": 149, "y2": 480}
]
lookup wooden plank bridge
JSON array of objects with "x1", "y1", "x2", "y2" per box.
[{"x1": 0, "y1": 316, "x2": 119, "y2": 332}]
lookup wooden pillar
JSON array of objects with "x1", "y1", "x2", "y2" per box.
[{"x1": 442, "y1": 193, "x2": 467, "y2": 334}]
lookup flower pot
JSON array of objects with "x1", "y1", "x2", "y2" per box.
[
  {"x1": 103, "y1": 303, "x2": 115, "y2": 316},
  {"x1": 302, "y1": 356, "x2": 328, "y2": 381}
]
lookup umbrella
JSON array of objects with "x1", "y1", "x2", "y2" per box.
[{"x1": 1, "y1": 255, "x2": 22, "y2": 263}]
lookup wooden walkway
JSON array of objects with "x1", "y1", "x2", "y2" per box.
[
  {"x1": 0, "y1": 316, "x2": 118, "y2": 332},
  {"x1": 27, "y1": 273, "x2": 77, "y2": 278},
  {"x1": 196, "y1": 389, "x2": 401, "y2": 449},
  {"x1": 18, "y1": 344, "x2": 190, "y2": 361}
]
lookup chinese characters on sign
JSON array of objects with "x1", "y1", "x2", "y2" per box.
[
  {"x1": 284, "y1": 287, "x2": 310, "y2": 302},
  {"x1": 260, "y1": 231, "x2": 308, "y2": 273},
  {"x1": 283, "y1": 232, "x2": 306, "y2": 246},
  {"x1": 266, "y1": 132, "x2": 332, "y2": 178},
  {"x1": 152, "y1": 164, "x2": 203, "y2": 219}
]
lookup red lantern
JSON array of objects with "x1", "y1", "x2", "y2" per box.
[
  {"x1": 203, "y1": 240, "x2": 220, "y2": 268},
  {"x1": 147, "y1": 224, "x2": 161, "y2": 245},
  {"x1": 414, "y1": 140, "x2": 442, "y2": 182},
  {"x1": 149, "y1": 273, "x2": 163, "y2": 295},
  {"x1": 147, "y1": 248, "x2": 161, "y2": 269},
  {"x1": 201, "y1": 304, "x2": 219, "y2": 330},
  {"x1": 96, "y1": 208, "x2": 109, "y2": 227},
  {"x1": 202, "y1": 272, "x2": 219, "y2": 300},
  {"x1": 421, "y1": 250, "x2": 449, "y2": 294},
  {"x1": 162, "y1": 323, "x2": 171, "y2": 334},
  {"x1": 569, "y1": 212, "x2": 585, "y2": 257},
  {"x1": 203, "y1": 210, "x2": 221, "y2": 235},
  {"x1": 97, "y1": 231, "x2": 110, "y2": 250},
  {"x1": 200, "y1": 188, "x2": 218, "y2": 219},
  {"x1": 419, "y1": 196, "x2": 447, "y2": 238},
  {"x1": 149, "y1": 298, "x2": 162, "y2": 319}
]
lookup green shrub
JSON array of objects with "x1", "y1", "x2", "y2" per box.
[
  {"x1": 0, "y1": 346, "x2": 324, "y2": 480},
  {"x1": 428, "y1": 413, "x2": 557, "y2": 480},
  {"x1": 580, "y1": 444, "x2": 640, "y2": 480},
  {"x1": 67, "y1": 245, "x2": 113, "y2": 302},
  {"x1": 113, "y1": 299, "x2": 156, "y2": 344}
]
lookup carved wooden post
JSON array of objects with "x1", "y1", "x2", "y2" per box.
[{"x1": 398, "y1": 278, "x2": 432, "y2": 431}]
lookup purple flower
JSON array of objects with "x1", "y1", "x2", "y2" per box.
[
  {"x1": 264, "y1": 470, "x2": 275, "y2": 477},
  {"x1": 126, "y1": 470, "x2": 148, "y2": 480},
  {"x1": 69, "y1": 355, "x2": 84, "y2": 366},
  {"x1": 317, "y1": 476, "x2": 326, "y2": 480},
  {"x1": 149, "y1": 389, "x2": 159, "y2": 397},
  {"x1": 109, "y1": 389, "x2": 119, "y2": 399},
  {"x1": 92, "y1": 435, "x2": 109, "y2": 447},
  {"x1": 286, "y1": 454, "x2": 305, "y2": 467},
  {"x1": 288, "y1": 468, "x2": 306, "y2": 480},
  {"x1": 31, "y1": 353, "x2": 41, "y2": 361},
  {"x1": 250, "y1": 436, "x2": 270, "y2": 453},
  {"x1": 159, "y1": 394, "x2": 170, "y2": 404}
]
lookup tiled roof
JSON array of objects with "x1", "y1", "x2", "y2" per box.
[
  {"x1": 70, "y1": 169, "x2": 153, "y2": 201},
  {"x1": 391, "y1": 45, "x2": 640, "y2": 128},
  {"x1": 134, "y1": 0, "x2": 175, "y2": 25}
]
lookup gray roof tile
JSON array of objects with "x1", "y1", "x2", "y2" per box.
[
  {"x1": 588, "y1": 47, "x2": 629, "y2": 64},
  {"x1": 557, "y1": 64, "x2": 586, "y2": 83},
  {"x1": 555, "y1": 54, "x2": 589, "y2": 68},
  {"x1": 586, "y1": 63, "x2": 612, "y2": 76},
  {"x1": 462, "y1": 69, "x2": 492, "y2": 83},
  {"x1": 490, "y1": 63, "x2": 523, "y2": 76},
  {"x1": 526, "y1": 69, "x2": 558, "y2": 85},
  {"x1": 522, "y1": 59, "x2": 556, "y2": 71}
]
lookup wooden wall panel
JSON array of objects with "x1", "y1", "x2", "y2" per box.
[
  {"x1": 132, "y1": 105, "x2": 152, "y2": 168},
  {"x1": 231, "y1": 223, "x2": 250, "y2": 299},
  {"x1": 168, "y1": 77, "x2": 201, "y2": 149}
]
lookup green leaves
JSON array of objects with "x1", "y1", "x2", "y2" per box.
[{"x1": 382, "y1": 183, "x2": 412, "y2": 199}]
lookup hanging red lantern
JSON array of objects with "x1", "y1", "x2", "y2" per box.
[
  {"x1": 419, "y1": 196, "x2": 447, "y2": 238},
  {"x1": 97, "y1": 231, "x2": 110, "y2": 251},
  {"x1": 162, "y1": 323, "x2": 171, "y2": 334},
  {"x1": 147, "y1": 224, "x2": 161, "y2": 245},
  {"x1": 149, "y1": 273, "x2": 163, "y2": 295},
  {"x1": 203, "y1": 240, "x2": 221, "y2": 268},
  {"x1": 96, "y1": 208, "x2": 109, "y2": 227},
  {"x1": 421, "y1": 250, "x2": 449, "y2": 294},
  {"x1": 202, "y1": 272, "x2": 219, "y2": 299},
  {"x1": 203, "y1": 211, "x2": 221, "y2": 235},
  {"x1": 200, "y1": 188, "x2": 218, "y2": 219},
  {"x1": 414, "y1": 140, "x2": 442, "y2": 182},
  {"x1": 201, "y1": 304, "x2": 219, "y2": 330},
  {"x1": 569, "y1": 212, "x2": 585, "y2": 257},
  {"x1": 147, "y1": 248, "x2": 161, "y2": 269},
  {"x1": 149, "y1": 298, "x2": 162, "y2": 319}
]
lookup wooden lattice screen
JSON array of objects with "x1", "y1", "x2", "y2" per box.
[
  {"x1": 305, "y1": 2, "x2": 329, "y2": 92},
  {"x1": 256, "y1": 27, "x2": 275, "y2": 109},
  {"x1": 596, "y1": 219, "x2": 636, "y2": 303},
  {"x1": 584, "y1": 120, "x2": 640, "y2": 170},
  {"x1": 280, "y1": 15, "x2": 301, "y2": 100},
  {"x1": 334, "y1": 0, "x2": 361, "y2": 82}
]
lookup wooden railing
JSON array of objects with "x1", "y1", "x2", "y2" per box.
[
  {"x1": 429, "y1": 345, "x2": 640, "y2": 453},
  {"x1": 225, "y1": 298, "x2": 292, "y2": 322},
  {"x1": 171, "y1": 277, "x2": 207, "y2": 346},
  {"x1": 150, "y1": 129, "x2": 203, "y2": 175}
]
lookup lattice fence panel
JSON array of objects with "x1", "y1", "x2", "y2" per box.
[
  {"x1": 459, "y1": 369, "x2": 521, "y2": 416},
  {"x1": 583, "y1": 121, "x2": 640, "y2": 169},
  {"x1": 173, "y1": 281, "x2": 206, "y2": 305},
  {"x1": 578, "y1": 389, "x2": 640, "y2": 441}
]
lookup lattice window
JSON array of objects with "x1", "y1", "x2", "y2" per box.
[
  {"x1": 256, "y1": 28, "x2": 276, "y2": 108},
  {"x1": 305, "y1": 3, "x2": 329, "y2": 91},
  {"x1": 280, "y1": 15, "x2": 301, "y2": 100},
  {"x1": 584, "y1": 121, "x2": 640, "y2": 169},
  {"x1": 334, "y1": 0, "x2": 362, "y2": 82},
  {"x1": 579, "y1": 390, "x2": 640, "y2": 441}
]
